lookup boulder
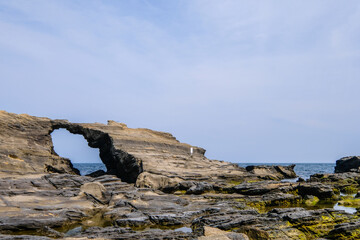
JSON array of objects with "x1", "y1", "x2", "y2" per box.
[
  {"x1": 335, "y1": 156, "x2": 360, "y2": 173},
  {"x1": 79, "y1": 182, "x2": 107, "y2": 202},
  {"x1": 245, "y1": 165, "x2": 297, "y2": 180},
  {"x1": 135, "y1": 172, "x2": 182, "y2": 190},
  {"x1": 297, "y1": 183, "x2": 335, "y2": 199}
]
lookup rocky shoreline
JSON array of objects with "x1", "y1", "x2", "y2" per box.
[{"x1": 1, "y1": 111, "x2": 360, "y2": 239}]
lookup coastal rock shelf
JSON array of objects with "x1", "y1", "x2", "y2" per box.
[{"x1": 1, "y1": 110, "x2": 360, "y2": 239}]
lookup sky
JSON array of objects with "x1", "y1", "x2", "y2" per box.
[{"x1": 1, "y1": 0, "x2": 360, "y2": 163}]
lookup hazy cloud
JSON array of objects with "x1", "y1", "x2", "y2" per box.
[{"x1": 1, "y1": 0, "x2": 359, "y2": 163}]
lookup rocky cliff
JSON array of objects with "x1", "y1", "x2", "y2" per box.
[
  {"x1": 0, "y1": 111, "x2": 246, "y2": 185},
  {"x1": 0, "y1": 111, "x2": 296, "y2": 189}
]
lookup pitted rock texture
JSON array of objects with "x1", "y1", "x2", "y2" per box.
[{"x1": 1, "y1": 110, "x2": 261, "y2": 187}]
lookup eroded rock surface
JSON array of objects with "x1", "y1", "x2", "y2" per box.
[
  {"x1": 0, "y1": 111, "x2": 263, "y2": 187},
  {"x1": 1, "y1": 172, "x2": 359, "y2": 239},
  {"x1": 3, "y1": 110, "x2": 360, "y2": 239}
]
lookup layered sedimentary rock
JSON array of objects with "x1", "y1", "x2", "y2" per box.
[
  {"x1": 0, "y1": 110, "x2": 295, "y2": 188},
  {"x1": 0, "y1": 111, "x2": 79, "y2": 176},
  {"x1": 2, "y1": 111, "x2": 360, "y2": 239},
  {"x1": 1, "y1": 172, "x2": 358, "y2": 239}
]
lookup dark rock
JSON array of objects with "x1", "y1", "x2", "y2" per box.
[
  {"x1": 335, "y1": 156, "x2": 360, "y2": 173},
  {"x1": 149, "y1": 214, "x2": 185, "y2": 226},
  {"x1": 86, "y1": 169, "x2": 106, "y2": 178},
  {"x1": 297, "y1": 183, "x2": 335, "y2": 199},
  {"x1": 78, "y1": 226, "x2": 194, "y2": 239},
  {"x1": 116, "y1": 215, "x2": 151, "y2": 228},
  {"x1": 186, "y1": 182, "x2": 213, "y2": 195},
  {"x1": 328, "y1": 221, "x2": 360, "y2": 239},
  {"x1": 297, "y1": 177, "x2": 305, "y2": 182},
  {"x1": 274, "y1": 165, "x2": 297, "y2": 178},
  {"x1": 355, "y1": 191, "x2": 360, "y2": 198},
  {"x1": 233, "y1": 181, "x2": 296, "y2": 195},
  {"x1": 0, "y1": 235, "x2": 52, "y2": 240}
]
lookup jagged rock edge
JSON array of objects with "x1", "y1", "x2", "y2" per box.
[{"x1": 50, "y1": 120, "x2": 143, "y2": 183}]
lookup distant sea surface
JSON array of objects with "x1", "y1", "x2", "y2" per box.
[
  {"x1": 74, "y1": 162, "x2": 335, "y2": 180},
  {"x1": 73, "y1": 163, "x2": 107, "y2": 176}
]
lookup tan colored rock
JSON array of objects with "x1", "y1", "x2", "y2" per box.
[
  {"x1": 0, "y1": 111, "x2": 78, "y2": 175},
  {"x1": 198, "y1": 226, "x2": 249, "y2": 240},
  {"x1": 204, "y1": 226, "x2": 230, "y2": 236},
  {"x1": 0, "y1": 110, "x2": 252, "y2": 188},
  {"x1": 79, "y1": 182, "x2": 107, "y2": 201},
  {"x1": 135, "y1": 172, "x2": 182, "y2": 189}
]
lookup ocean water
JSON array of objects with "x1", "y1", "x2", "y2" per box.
[
  {"x1": 73, "y1": 163, "x2": 107, "y2": 176},
  {"x1": 73, "y1": 162, "x2": 335, "y2": 180}
]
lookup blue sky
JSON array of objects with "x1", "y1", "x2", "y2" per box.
[{"x1": 1, "y1": 0, "x2": 360, "y2": 163}]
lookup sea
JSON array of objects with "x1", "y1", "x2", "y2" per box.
[{"x1": 73, "y1": 162, "x2": 335, "y2": 180}]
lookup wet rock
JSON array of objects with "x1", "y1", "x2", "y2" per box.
[
  {"x1": 335, "y1": 156, "x2": 360, "y2": 173},
  {"x1": 303, "y1": 195, "x2": 319, "y2": 206}
]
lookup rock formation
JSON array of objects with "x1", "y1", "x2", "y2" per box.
[
  {"x1": 2, "y1": 110, "x2": 360, "y2": 239},
  {"x1": 335, "y1": 156, "x2": 360, "y2": 173},
  {"x1": 0, "y1": 110, "x2": 295, "y2": 188}
]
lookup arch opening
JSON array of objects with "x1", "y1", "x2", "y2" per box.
[
  {"x1": 51, "y1": 128, "x2": 107, "y2": 176},
  {"x1": 49, "y1": 122, "x2": 143, "y2": 183}
]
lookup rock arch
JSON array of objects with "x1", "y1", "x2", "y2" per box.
[{"x1": 50, "y1": 121, "x2": 143, "y2": 183}]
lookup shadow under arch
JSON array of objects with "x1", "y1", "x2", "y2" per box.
[{"x1": 50, "y1": 121, "x2": 142, "y2": 183}]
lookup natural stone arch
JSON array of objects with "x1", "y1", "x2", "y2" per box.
[{"x1": 50, "y1": 121, "x2": 143, "y2": 183}]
